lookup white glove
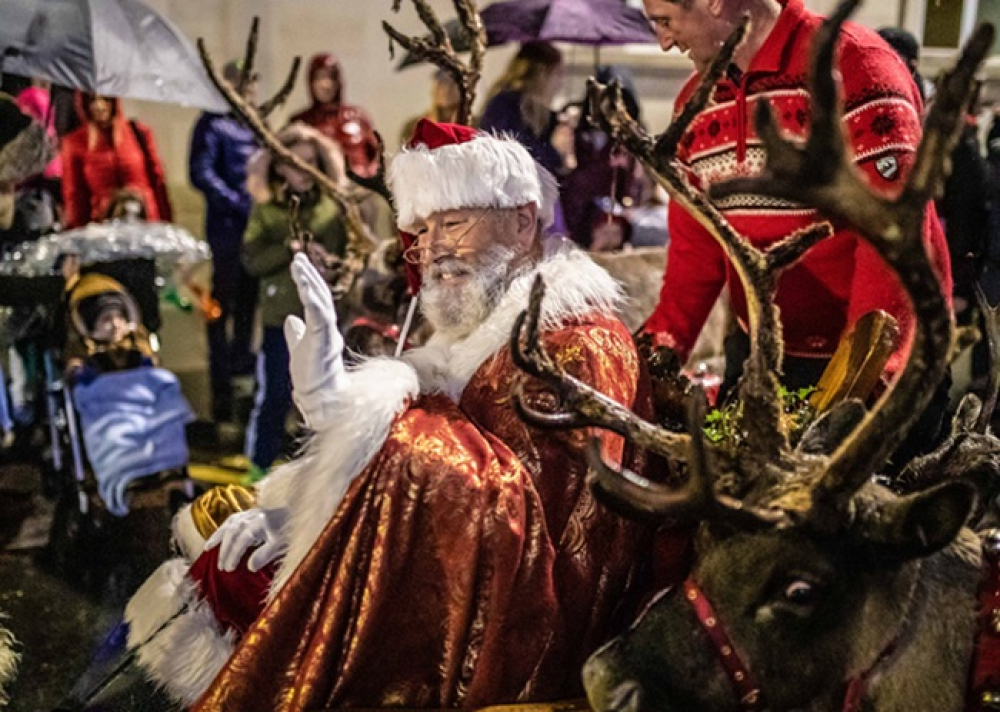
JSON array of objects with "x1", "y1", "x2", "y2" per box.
[
  {"x1": 205, "y1": 507, "x2": 287, "y2": 573},
  {"x1": 285, "y1": 252, "x2": 348, "y2": 430}
]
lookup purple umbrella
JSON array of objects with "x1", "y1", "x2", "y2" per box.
[
  {"x1": 482, "y1": 0, "x2": 655, "y2": 46},
  {"x1": 396, "y1": 0, "x2": 655, "y2": 69}
]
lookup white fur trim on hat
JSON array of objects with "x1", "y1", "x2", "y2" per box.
[{"x1": 388, "y1": 132, "x2": 558, "y2": 231}]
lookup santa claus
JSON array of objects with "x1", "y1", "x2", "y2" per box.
[{"x1": 125, "y1": 119, "x2": 665, "y2": 710}]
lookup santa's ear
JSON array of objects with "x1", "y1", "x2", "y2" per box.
[{"x1": 516, "y1": 202, "x2": 538, "y2": 235}]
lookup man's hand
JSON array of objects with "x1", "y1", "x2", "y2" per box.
[
  {"x1": 204, "y1": 507, "x2": 287, "y2": 573},
  {"x1": 285, "y1": 252, "x2": 347, "y2": 429}
]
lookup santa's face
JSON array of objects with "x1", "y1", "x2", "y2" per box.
[{"x1": 414, "y1": 206, "x2": 535, "y2": 339}]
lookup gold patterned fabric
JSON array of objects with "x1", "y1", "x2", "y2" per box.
[{"x1": 192, "y1": 314, "x2": 659, "y2": 711}]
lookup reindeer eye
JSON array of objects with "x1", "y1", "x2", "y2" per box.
[{"x1": 783, "y1": 580, "x2": 817, "y2": 606}]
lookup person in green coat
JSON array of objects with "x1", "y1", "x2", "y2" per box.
[{"x1": 242, "y1": 122, "x2": 349, "y2": 479}]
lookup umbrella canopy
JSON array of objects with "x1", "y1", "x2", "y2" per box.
[
  {"x1": 396, "y1": 0, "x2": 655, "y2": 69},
  {"x1": 484, "y1": 0, "x2": 655, "y2": 45},
  {"x1": 0, "y1": 0, "x2": 228, "y2": 112}
]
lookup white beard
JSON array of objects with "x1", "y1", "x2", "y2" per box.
[{"x1": 420, "y1": 245, "x2": 518, "y2": 341}]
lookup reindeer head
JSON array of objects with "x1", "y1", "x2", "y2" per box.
[{"x1": 510, "y1": 0, "x2": 993, "y2": 708}]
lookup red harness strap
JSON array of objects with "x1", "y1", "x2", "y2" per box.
[
  {"x1": 683, "y1": 578, "x2": 766, "y2": 711},
  {"x1": 967, "y1": 531, "x2": 1000, "y2": 711},
  {"x1": 684, "y1": 577, "x2": 895, "y2": 712}
]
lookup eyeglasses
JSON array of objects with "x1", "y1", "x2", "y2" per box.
[{"x1": 402, "y1": 207, "x2": 495, "y2": 265}]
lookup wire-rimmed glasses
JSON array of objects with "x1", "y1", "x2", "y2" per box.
[{"x1": 402, "y1": 207, "x2": 495, "y2": 265}]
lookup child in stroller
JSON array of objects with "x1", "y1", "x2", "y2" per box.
[{"x1": 62, "y1": 268, "x2": 194, "y2": 517}]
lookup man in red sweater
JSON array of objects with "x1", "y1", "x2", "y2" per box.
[{"x1": 640, "y1": 0, "x2": 953, "y2": 457}]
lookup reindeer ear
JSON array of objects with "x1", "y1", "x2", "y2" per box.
[
  {"x1": 861, "y1": 481, "x2": 976, "y2": 561},
  {"x1": 797, "y1": 399, "x2": 867, "y2": 456}
]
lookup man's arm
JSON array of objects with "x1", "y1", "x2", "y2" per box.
[
  {"x1": 642, "y1": 199, "x2": 729, "y2": 362},
  {"x1": 60, "y1": 139, "x2": 90, "y2": 229}
]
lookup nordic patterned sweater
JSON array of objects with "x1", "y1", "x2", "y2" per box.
[{"x1": 643, "y1": 0, "x2": 952, "y2": 375}]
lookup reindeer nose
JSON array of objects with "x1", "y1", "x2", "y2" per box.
[{"x1": 583, "y1": 657, "x2": 643, "y2": 712}]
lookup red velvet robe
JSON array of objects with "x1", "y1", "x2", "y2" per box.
[{"x1": 190, "y1": 312, "x2": 660, "y2": 711}]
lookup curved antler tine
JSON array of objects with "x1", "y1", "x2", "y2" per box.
[
  {"x1": 586, "y1": 439, "x2": 713, "y2": 522},
  {"x1": 509, "y1": 276, "x2": 553, "y2": 378},
  {"x1": 805, "y1": 0, "x2": 858, "y2": 159},
  {"x1": 766, "y1": 223, "x2": 834, "y2": 272},
  {"x1": 258, "y1": 57, "x2": 301, "y2": 119},
  {"x1": 905, "y1": 24, "x2": 994, "y2": 206},
  {"x1": 384, "y1": 0, "x2": 486, "y2": 126},
  {"x1": 587, "y1": 79, "x2": 658, "y2": 164},
  {"x1": 584, "y1": 394, "x2": 788, "y2": 528},
  {"x1": 411, "y1": 0, "x2": 450, "y2": 49},
  {"x1": 656, "y1": 15, "x2": 750, "y2": 158},
  {"x1": 509, "y1": 276, "x2": 693, "y2": 458},
  {"x1": 237, "y1": 17, "x2": 260, "y2": 95},
  {"x1": 347, "y1": 131, "x2": 393, "y2": 206},
  {"x1": 511, "y1": 380, "x2": 587, "y2": 430},
  {"x1": 975, "y1": 283, "x2": 1000, "y2": 431},
  {"x1": 454, "y1": 0, "x2": 487, "y2": 76}
]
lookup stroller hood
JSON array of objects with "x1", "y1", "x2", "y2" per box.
[{"x1": 68, "y1": 273, "x2": 142, "y2": 341}]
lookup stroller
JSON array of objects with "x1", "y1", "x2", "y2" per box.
[{"x1": 52, "y1": 260, "x2": 196, "y2": 522}]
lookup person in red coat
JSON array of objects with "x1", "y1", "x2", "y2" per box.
[
  {"x1": 288, "y1": 53, "x2": 381, "y2": 179},
  {"x1": 60, "y1": 92, "x2": 172, "y2": 228}
]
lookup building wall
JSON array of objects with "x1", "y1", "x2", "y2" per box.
[{"x1": 130, "y1": 0, "x2": 917, "y2": 239}]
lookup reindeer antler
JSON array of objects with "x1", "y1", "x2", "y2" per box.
[
  {"x1": 198, "y1": 22, "x2": 378, "y2": 272},
  {"x1": 587, "y1": 383, "x2": 790, "y2": 528},
  {"x1": 710, "y1": 0, "x2": 994, "y2": 518},
  {"x1": 511, "y1": 277, "x2": 691, "y2": 461},
  {"x1": 384, "y1": 0, "x2": 487, "y2": 127},
  {"x1": 513, "y1": 277, "x2": 787, "y2": 527},
  {"x1": 974, "y1": 284, "x2": 1000, "y2": 432},
  {"x1": 588, "y1": 17, "x2": 835, "y2": 472}
]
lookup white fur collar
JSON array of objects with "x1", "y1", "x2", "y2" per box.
[{"x1": 402, "y1": 240, "x2": 624, "y2": 402}]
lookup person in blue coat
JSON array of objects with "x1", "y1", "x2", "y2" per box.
[{"x1": 189, "y1": 61, "x2": 260, "y2": 424}]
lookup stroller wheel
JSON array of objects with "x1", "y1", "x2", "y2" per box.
[{"x1": 42, "y1": 481, "x2": 99, "y2": 580}]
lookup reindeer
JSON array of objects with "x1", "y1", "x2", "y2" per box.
[{"x1": 508, "y1": 0, "x2": 1000, "y2": 708}]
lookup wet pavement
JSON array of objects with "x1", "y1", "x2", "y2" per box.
[{"x1": 0, "y1": 425, "x2": 244, "y2": 712}]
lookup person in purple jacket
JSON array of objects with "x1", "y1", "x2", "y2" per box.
[
  {"x1": 189, "y1": 60, "x2": 260, "y2": 424},
  {"x1": 479, "y1": 42, "x2": 573, "y2": 178}
]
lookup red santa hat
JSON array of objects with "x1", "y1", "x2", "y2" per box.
[{"x1": 389, "y1": 118, "x2": 558, "y2": 232}]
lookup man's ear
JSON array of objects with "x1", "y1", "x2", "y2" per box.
[{"x1": 516, "y1": 202, "x2": 539, "y2": 239}]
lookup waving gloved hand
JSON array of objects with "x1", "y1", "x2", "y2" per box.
[
  {"x1": 285, "y1": 252, "x2": 348, "y2": 430},
  {"x1": 205, "y1": 507, "x2": 288, "y2": 572}
]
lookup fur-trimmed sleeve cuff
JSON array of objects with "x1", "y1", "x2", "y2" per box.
[{"x1": 124, "y1": 559, "x2": 235, "y2": 706}]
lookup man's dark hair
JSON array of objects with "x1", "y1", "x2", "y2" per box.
[{"x1": 877, "y1": 27, "x2": 920, "y2": 66}]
